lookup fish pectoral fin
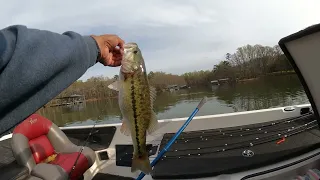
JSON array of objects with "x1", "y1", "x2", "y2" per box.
[
  {"x1": 108, "y1": 81, "x2": 120, "y2": 91},
  {"x1": 120, "y1": 119, "x2": 131, "y2": 136},
  {"x1": 147, "y1": 111, "x2": 159, "y2": 135}
]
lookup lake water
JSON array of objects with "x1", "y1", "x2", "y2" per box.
[{"x1": 38, "y1": 74, "x2": 310, "y2": 127}]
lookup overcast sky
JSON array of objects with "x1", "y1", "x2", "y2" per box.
[{"x1": 1, "y1": 0, "x2": 319, "y2": 81}]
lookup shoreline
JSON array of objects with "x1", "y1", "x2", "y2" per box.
[
  {"x1": 42, "y1": 72, "x2": 297, "y2": 108},
  {"x1": 237, "y1": 70, "x2": 295, "y2": 83}
]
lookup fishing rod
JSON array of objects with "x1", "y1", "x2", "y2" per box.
[
  {"x1": 68, "y1": 120, "x2": 99, "y2": 179},
  {"x1": 136, "y1": 96, "x2": 208, "y2": 180}
]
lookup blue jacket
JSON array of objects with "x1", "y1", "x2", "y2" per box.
[{"x1": 0, "y1": 25, "x2": 98, "y2": 135}]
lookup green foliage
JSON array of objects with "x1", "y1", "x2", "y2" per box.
[
  {"x1": 50, "y1": 75, "x2": 117, "y2": 105},
  {"x1": 182, "y1": 70, "x2": 212, "y2": 86},
  {"x1": 148, "y1": 71, "x2": 186, "y2": 91}
]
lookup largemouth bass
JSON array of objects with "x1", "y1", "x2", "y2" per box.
[{"x1": 108, "y1": 42, "x2": 159, "y2": 174}]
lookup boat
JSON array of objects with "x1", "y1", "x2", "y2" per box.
[{"x1": 2, "y1": 23, "x2": 320, "y2": 180}]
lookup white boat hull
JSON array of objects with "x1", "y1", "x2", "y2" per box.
[{"x1": 1, "y1": 104, "x2": 319, "y2": 180}]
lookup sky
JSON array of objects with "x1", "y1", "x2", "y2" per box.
[{"x1": 1, "y1": 0, "x2": 320, "y2": 81}]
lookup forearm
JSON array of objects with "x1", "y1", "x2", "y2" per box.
[{"x1": 0, "y1": 25, "x2": 98, "y2": 135}]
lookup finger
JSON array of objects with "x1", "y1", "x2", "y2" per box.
[
  {"x1": 100, "y1": 52, "x2": 110, "y2": 66},
  {"x1": 110, "y1": 51, "x2": 122, "y2": 64},
  {"x1": 110, "y1": 60, "x2": 122, "y2": 67},
  {"x1": 113, "y1": 55, "x2": 122, "y2": 62},
  {"x1": 116, "y1": 37, "x2": 125, "y2": 50},
  {"x1": 113, "y1": 48, "x2": 123, "y2": 56},
  {"x1": 107, "y1": 52, "x2": 113, "y2": 65}
]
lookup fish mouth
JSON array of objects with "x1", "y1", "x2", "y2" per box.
[
  {"x1": 124, "y1": 42, "x2": 138, "y2": 49},
  {"x1": 120, "y1": 63, "x2": 137, "y2": 74},
  {"x1": 120, "y1": 58, "x2": 135, "y2": 74},
  {"x1": 121, "y1": 42, "x2": 139, "y2": 73}
]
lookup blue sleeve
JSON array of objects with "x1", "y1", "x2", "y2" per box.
[{"x1": 0, "y1": 25, "x2": 98, "y2": 135}]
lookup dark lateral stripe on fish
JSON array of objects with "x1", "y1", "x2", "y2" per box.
[{"x1": 130, "y1": 77, "x2": 142, "y2": 157}]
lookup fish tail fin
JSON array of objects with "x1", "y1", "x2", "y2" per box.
[{"x1": 131, "y1": 154, "x2": 152, "y2": 174}]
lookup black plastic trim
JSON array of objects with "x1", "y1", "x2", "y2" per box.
[
  {"x1": 98, "y1": 151, "x2": 109, "y2": 161},
  {"x1": 115, "y1": 144, "x2": 157, "y2": 167},
  {"x1": 278, "y1": 23, "x2": 320, "y2": 127},
  {"x1": 92, "y1": 173, "x2": 134, "y2": 180},
  {"x1": 62, "y1": 126, "x2": 117, "y2": 151},
  {"x1": 301, "y1": 107, "x2": 311, "y2": 115}
]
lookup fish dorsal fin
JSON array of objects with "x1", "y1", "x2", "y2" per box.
[
  {"x1": 120, "y1": 119, "x2": 131, "y2": 136},
  {"x1": 108, "y1": 81, "x2": 120, "y2": 91},
  {"x1": 147, "y1": 111, "x2": 159, "y2": 135}
]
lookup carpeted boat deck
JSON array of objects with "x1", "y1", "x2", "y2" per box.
[
  {"x1": 92, "y1": 173, "x2": 134, "y2": 180},
  {"x1": 152, "y1": 112, "x2": 320, "y2": 179}
]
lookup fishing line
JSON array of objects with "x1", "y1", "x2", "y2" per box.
[{"x1": 68, "y1": 116, "x2": 100, "y2": 179}]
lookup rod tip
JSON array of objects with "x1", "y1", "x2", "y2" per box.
[{"x1": 197, "y1": 96, "x2": 208, "y2": 109}]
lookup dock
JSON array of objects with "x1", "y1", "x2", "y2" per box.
[{"x1": 47, "y1": 94, "x2": 86, "y2": 107}]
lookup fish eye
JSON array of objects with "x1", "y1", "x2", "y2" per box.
[{"x1": 133, "y1": 50, "x2": 138, "y2": 54}]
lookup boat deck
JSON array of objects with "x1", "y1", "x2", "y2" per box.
[
  {"x1": 92, "y1": 173, "x2": 134, "y2": 180},
  {"x1": 1, "y1": 111, "x2": 320, "y2": 180},
  {"x1": 152, "y1": 113, "x2": 320, "y2": 179},
  {"x1": 0, "y1": 138, "x2": 30, "y2": 180}
]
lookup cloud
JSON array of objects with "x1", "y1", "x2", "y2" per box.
[{"x1": 1, "y1": 0, "x2": 320, "y2": 80}]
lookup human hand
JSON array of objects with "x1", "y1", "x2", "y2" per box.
[{"x1": 91, "y1": 34, "x2": 125, "y2": 67}]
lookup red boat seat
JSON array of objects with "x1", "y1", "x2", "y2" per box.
[{"x1": 11, "y1": 114, "x2": 96, "y2": 180}]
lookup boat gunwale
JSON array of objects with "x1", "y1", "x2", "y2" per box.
[
  {"x1": 0, "y1": 103, "x2": 312, "y2": 142},
  {"x1": 59, "y1": 103, "x2": 312, "y2": 129}
]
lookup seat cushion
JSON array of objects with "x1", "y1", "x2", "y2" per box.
[
  {"x1": 31, "y1": 163, "x2": 68, "y2": 180},
  {"x1": 13, "y1": 114, "x2": 53, "y2": 140},
  {"x1": 29, "y1": 135, "x2": 55, "y2": 163},
  {"x1": 31, "y1": 153, "x2": 89, "y2": 180},
  {"x1": 49, "y1": 152, "x2": 88, "y2": 180},
  {"x1": 26, "y1": 175, "x2": 45, "y2": 180}
]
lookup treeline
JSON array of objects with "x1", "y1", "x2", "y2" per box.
[
  {"x1": 46, "y1": 43, "x2": 293, "y2": 103},
  {"x1": 56, "y1": 72, "x2": 186, "y2": 98},
  {"x1": 225, "y1": 44, "x2": 292, "y2": 79},
  {"x1": 53, "y1": 76, "x2": 118, "y2": 101},
  {"x1": 46, "y1": 71, "x2": 185, "y2": 105},
  {"x1": 148, "y1": 71, "x2": 186, "y2": 91},
  {"x1": 182, "y1": 44, "x2": 293, "y2": 86}
]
